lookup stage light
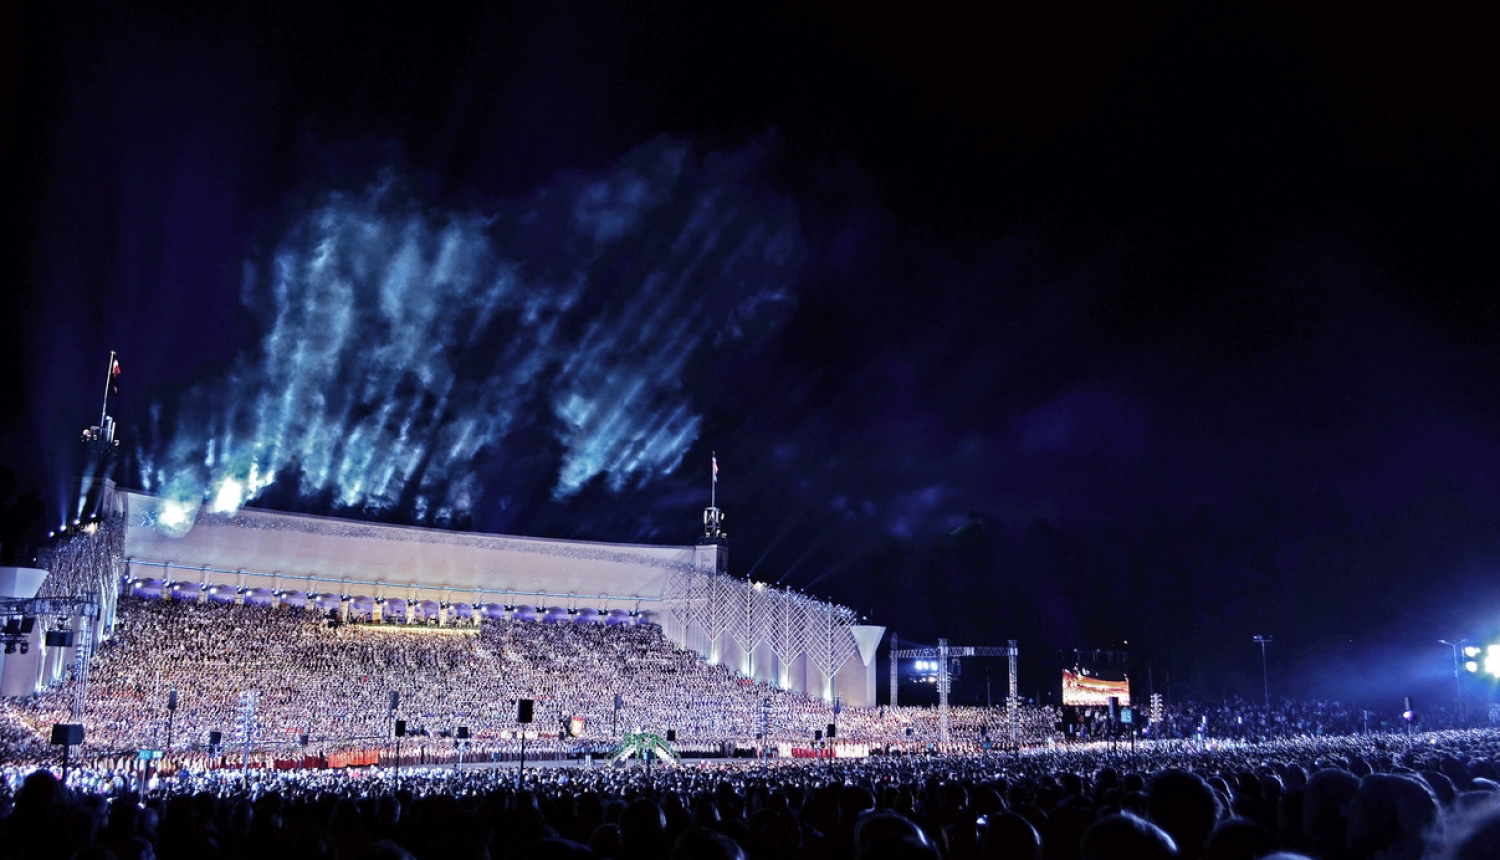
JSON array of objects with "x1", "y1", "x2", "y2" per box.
[
  {"x1": 1486, "y1": 645, "x2": 1500, "y2": 677},
  {"x1": 210, "y1": 479, "x2": 245, "y2": 514},
  {"x1": 1467, "y1": 659, "x2": 1480, "y2": 673}
]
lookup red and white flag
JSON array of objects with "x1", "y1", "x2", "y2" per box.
[{"x1": 712, "y1": 455, "x2": 718, "y2": 483}]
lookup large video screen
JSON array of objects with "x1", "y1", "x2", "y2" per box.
[{"x1": 1061, "y1": 669, "x2": 1130, "y2": 707}]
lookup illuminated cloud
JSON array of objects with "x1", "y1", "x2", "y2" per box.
[{"x1": 138, "y1": 138, "x2": 800, "y2": 528}]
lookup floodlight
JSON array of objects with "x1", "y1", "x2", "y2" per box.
[
  {"x1": 1467, "y1": 660, "x2": 1481, "y2": 673},
  {"x1": 1485, "y1": 645, "x2": 1500, "y2": 678},
  {"x1": 1464, "y1": 645, "x2": 1481, "y2": 658}
]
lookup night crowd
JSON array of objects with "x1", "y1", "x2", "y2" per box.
[
  {"x1": 4, "y1": 728, "x2": 1500, "y2": 860},
  {"x1": 4, "y1": 594, "x2": 1500, "y2": 859}
]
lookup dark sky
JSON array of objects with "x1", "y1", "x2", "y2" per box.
[{"x1": 4, "y1": 1, "x2": 1498, "y2": 705}]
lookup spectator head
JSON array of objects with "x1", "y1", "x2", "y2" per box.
[
  {"x1": 1147, "y1": 769, "x2": 1222, "y2": 860},
  {"x1": 979, "y1": 811, "x2": 1040, "y2": 860},
  {"x1": 1303, "y1": 768, "x2": 1359, "y2": 860},
  {"x1": 853, "y1": 810, "x2": 933, "y2": 860},
  {"x1": 1081, "y1": 813, "x2": 1179, "y2": 860},
  {"x1": 1204, "y1": 818, "x2": 1275, "y2": 860},
  {"x1": 671, "y1": 827, "x2": 746, "y2": 860},
  {"x1": 1345, "y1": 774, "x2": 1441, "y2": 860}
]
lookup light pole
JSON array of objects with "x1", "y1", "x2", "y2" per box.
[
  {"x1": 1439, "y1": 639, "x2": 1466, "y2": 723},
  {"x1": 1253, "y1": 635, "x2": 1273, "y2": 720}
]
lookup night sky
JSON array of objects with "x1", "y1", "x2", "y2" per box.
[{"x1": 4, "y1": 2, "x2": 1498, "y2": 706}]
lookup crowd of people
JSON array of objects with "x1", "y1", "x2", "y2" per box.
[
  {"x1": 4, "y1": 727, "x2": 1500, "y2": 859},
  {"x1": 2, "y1": 596, "x2": 1072, "y2": 770},
  {"x1": 9, "y1": 589, "x2": 1500, "y2": 860}
]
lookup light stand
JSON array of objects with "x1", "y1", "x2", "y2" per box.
[
  {"x1": 165, "y1": 689, "x2": 177, "y2": 769},
  {"x1": 1439, "y1": 639, "x2": 1466, "y2": 725},
  {"x1": 1253, "y1": 635, "x2": 1273, "y2": 733}
]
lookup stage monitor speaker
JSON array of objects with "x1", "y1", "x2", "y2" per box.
[
  {"x1": 44, "y1": 631, "x2": 74, "y2": 647},
  {"x1": 51, "y1": 723, "x2": 84, "y2": 745},
  {"x1": 518, "y1": 699, "x2": 534, "y2": 723},
  {"x1": 666, "y1": 729, "x2": 677, "y2": 742},
  {"x1": 395, "y1": 720, "x2": 407, "y2": 737},
  {"x1": 827, "y1": 723, "x2": 836, "y2": 739},
  {"x1": 209, "y1": 731, "x2": 222, "y2": 746},
  {"x1": 457, "y1": 726, "x2": 470, "y2": 739}
]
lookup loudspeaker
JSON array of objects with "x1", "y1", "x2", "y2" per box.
[
  {"x1": 209, "y1": 731, "x2": 222, "y2": 746},
  {"x1": 666, "y1": 729, "x2": 677, "y2": 742},
  {"x1": 518, "y1": 699, "x2": 534, "y2": 723},
  {"x1": 1108, "y1": 696, "x2": 1120, "y2": 722},
  {"x1": 827, "y1": 723, "x2": 836, "y2": 739},
  {"x1": 44, "y1": 631, "x2": 74, "y2": 647},
  {"x1": 814, "y1": 730, "x2": 823, "y2": 741},
  {"x1": 614, "y1": 694, "x2": 623, "y2": 710},
  {"x1": 457, "y1": 726, "x2": 470, "y2": 739},
  {"x1": 395, "y1": 720, "x2": 407, "y2": 737},
  {"x1": 19, "y1": 617, "x2": 35, "y2": 634},
  {"x1": 389, "y1": 691, "x2": 400, "y2": 712},
  {"x1": 51, "y1": 723, "x2": 84, "y2": 745},
  {"x1": 299, "y1": 733, "x2": 309, "y2": 746},
  {"x1": 168, "y1": 690, "x2": 178, "y2": 712}
]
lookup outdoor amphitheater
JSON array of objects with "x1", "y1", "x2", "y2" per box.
[
  {"x1": 0, "y1": 487, "x2": 1049, "y2": 771},
  {"x1": 7, "y1": 488, "x2": 1500, "y2": 860}
]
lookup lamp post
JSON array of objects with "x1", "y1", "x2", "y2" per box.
[
  {"x1": 1439, "y1": 639, "x2": 1466, "y2": 724},
  {"x1": 1253, "y1": 635, "x2": 1273, "y2": 723}
]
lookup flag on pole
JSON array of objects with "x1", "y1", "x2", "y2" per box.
[
  {"x1": 712, "y1": 455, "x2": 718, "y2": 483},
  {"x1": 110, "y1": 358, "x2": 121, "y2": 396}
]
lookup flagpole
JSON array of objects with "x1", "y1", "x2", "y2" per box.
[
  {"x1": 100, "y1": 350, "x2": 116, "y2": 429},
  {"x1": 711, "y1": 451, "x2": 716, "y2": 510}
]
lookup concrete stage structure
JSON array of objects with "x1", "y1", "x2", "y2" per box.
[{"x1": 33, "y1": 489, "x2": 884, "y2": 706}]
